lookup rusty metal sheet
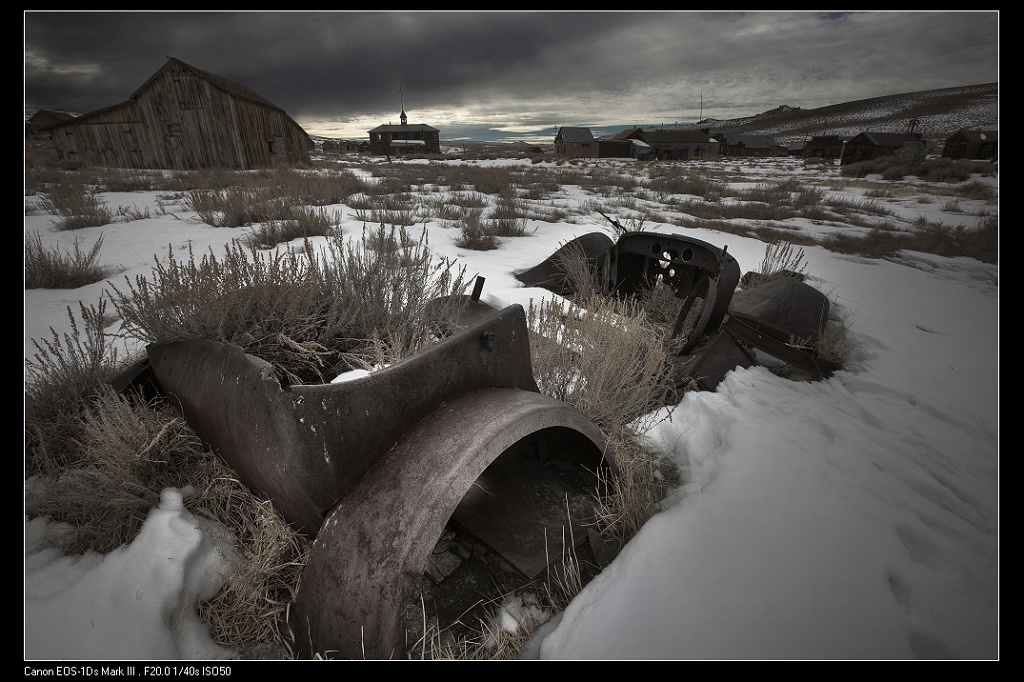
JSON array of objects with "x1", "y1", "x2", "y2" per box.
[
  {"x1": 147, "y1": 304, "x2": 542, "y2": 535},
  {"x1": 289, "y1": 387, "x2": 611, "y2": 660},
  {"x1": 514, "y1": 231, "x2": 615, "y2": 294},
  {"x1": 726, "y1": 277, "x2": 837, "y2": 377},
  {"x1": 671, "y1": 330, "x2": 755, "y2": 392}
]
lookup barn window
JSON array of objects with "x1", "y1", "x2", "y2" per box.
[{"x1": 168, "y1": 123, "x2": 183, "y2": 137}]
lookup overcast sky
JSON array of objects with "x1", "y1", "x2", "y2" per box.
[{"x1": 24, "y1": 11, "x2": 999, "y2": 142}]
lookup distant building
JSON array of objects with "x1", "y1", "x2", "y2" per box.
[
  {"x1": 941, "y1": 129, "x2": 998, "y2": 160},
  {"x1": 321, "y1": 139, "x2": 361, "y2": 153},
  {"x1": 368, "y1": 110, "x2": 440, "y2": 155},
  {"x1": 617, "y1": 128, "x2": 719, "y2": 160},
  {"x1": 26, "y1": 109, "x2": 75, "y2": 137},
  {"x1": 554, "y1": 127, "x2": 598, "y2": 158},
  {"x1": 840, "y1": 132, "x2": 923, "y2": 166},
  {"x1": 804, "y1": 135, "x2": 844, "y2": 160},
  {"x1": 716, "y1": 133, "x2": 787, "y2": 157},
  {"x1": 597, "y1": 139, "x2": 633, "y2": 158},
  {"x1": 46, "y1": 57, "x2": 312, "y2": 170}
]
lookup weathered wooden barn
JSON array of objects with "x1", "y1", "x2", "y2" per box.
[
  {"x1": 46, "y1": 57, "x2": 312, "y2": 170},
  {"x1": 554, "y1": 127, "x2": 598, "y2": 158},
  {"x1": 840, "y1": 132, "x2": 923, "y2": 166},
  {"x1": 368, "y1": 110, "x2": 440, "y2": 155},
  {"x1": 942, "y1": 129, "x2": 998, "y2": 160}
]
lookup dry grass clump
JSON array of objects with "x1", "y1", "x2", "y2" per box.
[
  {"x1": 487, "y1": 186, "x2": 528, "y2": 237},
  {"x1": 25, "y1": 300, "x2": 125, "y2": 478},
  {"x1": 822, "y1": 214, "x2": 998, "y2": 265},
  {"x1": 243, "y1": 206, "x2": 343, "y2": 249},
  {"x1": 841, "y1": 156, "x2": 996, "y2": 184},
  {"x1": 527, "y1": 294, "x2": 674, "y2": 431},
  {"x1": 454, "y1": 207, "x2": 499, "y2": 250},
  {"x1": 409, "y1": 594, "x2": 547, "y2": 660},
  {"x1": 184, "y1": 187, "x2": 295, "y2": 227},
  {"x1": 526, "y1": 292, "x2": 677, "y2": 558},
  {"x1": 108, "y1": 224, "x2": 471, "y2": 383},
  {"x1": 25, "y1": 373, "x2": 308, "y2": 656},
  {"x1": 37, "y1": 180, "x2": 114, "y2": 230},
  {"x1": 594, "y1": 426, "x2": 671, "y2": 544},
  {"x1": 816, "y1": 308, "x2": 858, "y2": 368},
  {"x1": 646, "y1": 166, "x2": 723, "y2": 201},
  {"x1": 24, "y1": 231, "x2": 112, "y2": 289},
  {"x1": 191, "y1": 469, "x2": 310, "y2": 658},
  {"x1": 25, "y1": 388, "x2": 214, "y2": 554},
  {"x1": 753, "y1": 239, "x2": 807, "y2": 284},
  {"x1": 97, "y1": 168, "x2": 162, "y2": 193},
  {"x1": 955, "y1": 180, "x2": 997, "y2": 201}
]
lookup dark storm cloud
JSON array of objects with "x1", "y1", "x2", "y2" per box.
[{"x1": 24, "y1": 11, "x2": 998, "y2": 139}]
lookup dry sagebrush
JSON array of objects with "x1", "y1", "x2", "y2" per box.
[{"x1": 108, "y1": 224, "x2": 471, "y2": 383}]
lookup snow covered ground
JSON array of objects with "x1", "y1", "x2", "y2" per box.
[{"x1": 24, "y1": 156, "x2": 999, "y2": 660}]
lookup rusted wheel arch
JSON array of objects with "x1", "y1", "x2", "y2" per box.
[{"x1": 289, "y1": 387, "x2": 612, "y2": 660}]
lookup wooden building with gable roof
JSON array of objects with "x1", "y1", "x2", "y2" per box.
[
  {"x1": 840, "y1": 131, "x2": 923, "y2": 166},
  {"x1": 554, "y1": 127, "x2": 598, "y2": 158},
  {"x1": 941, "y1": 129, "x2": 998, "y2": 160},
  {"x1": 26, "y1": 109, "x2": 76, "y2": 137},
  {"x1": 46, "y1": 57, "x2": 312, "y2": 170},
  {"x1": 617, "y1": 128, "x2": 719, "y2": 160},
  {"x1": 717, "y1": 133, "x2": 786, "y2": 157},
  {"x1": 368, "y1": 109, "x2": 441, "y2": 156}
]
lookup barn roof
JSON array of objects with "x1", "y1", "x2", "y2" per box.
[
  {"x1": 556, "y1": 127, "x2": 595, "y2": 143},
  {"x1": 640, "y1": 129, "x2": 715, "y2": 144},
  {"x1": 613, "y1": 127, "x2": 646, "y2": 140},
  {"x1": 368, "y1": 123, "x2": 440, "y2": 133},
  {"x1": 947, "y1": 129, "x2": 998, "y2": 143},
  {"x1": 721, "y1": 134, "x2": 777, "y2": 148},
  {"x1": 849, "y1": 132, "x2": 923, "y2": 146},
  {"x1": 132, "y1": 57, "x2": 287, "y2": 112},
  {"x1": 28, "y1": 109, "x2": 76, "y2": 126},
  {"x1": 46, "y1": 57, "x2": 301, "y2": 130}
]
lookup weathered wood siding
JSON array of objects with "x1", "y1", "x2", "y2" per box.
[{"x1": 50, "y1": 62, "x2": 310, "y2": 170}]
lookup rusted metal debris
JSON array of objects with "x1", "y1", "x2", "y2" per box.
[
  {"x1": 137, "y1": 301, "x2": 615, "y2": 659},
  {"x1": 146, "y1": 304, "x2": 546, "y2": 535},
  {"x1": 117, "y1": 226, "x2": 836, "y2": 659},
  {"x1": 516, "y1": 229, "x2": 836, "y2": 389}
]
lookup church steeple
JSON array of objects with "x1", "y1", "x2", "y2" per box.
[{"x1": 400, "y1": 109, "x2": 407, "y2": 126}]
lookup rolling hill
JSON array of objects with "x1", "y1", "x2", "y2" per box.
[{"x1": 673, "y1": 82, "x2": 998, "y2": 146}]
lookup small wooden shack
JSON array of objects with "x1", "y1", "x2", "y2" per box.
[
  {"x1": 46, "y1": 57, "x2": 312, "y2": 170},
  {"x1": 942, "y1": 129, "x2": 998, "y2": 160},
  {"x1": 840, "y1": 132, "x2": 923, "y2": 166},
  {"x1": 804, "y1": 135, "x2": 844, "y2": 160},
  {"x1": 717, "y1": 133, "x2": 786, "y2": 157},
  {"x1": 554, "y1": 127, "x2": 598, "y2": 158},
  {"x1": 26, "y1": 109, "x2": 75, "y2": 137}
]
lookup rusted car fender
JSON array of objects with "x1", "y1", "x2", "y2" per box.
[
  {"x1": 146, "y1": 304, "x2": 545, "y2": 535},
  {"x1": 289, "y1": 387, "x2": 610, "y2": 659}
]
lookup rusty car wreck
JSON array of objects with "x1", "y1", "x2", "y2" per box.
[{"x1": 128, "y1": 226, "x2": 838, "y2": 659}]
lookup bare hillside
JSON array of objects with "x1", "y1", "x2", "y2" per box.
[{"x1": 678, "y1": 82, "x2": 998, "y2": 146}]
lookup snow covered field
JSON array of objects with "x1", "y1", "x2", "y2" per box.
[{"x1": 24, "y1": 155, "x2": 999, "y2": 660}]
